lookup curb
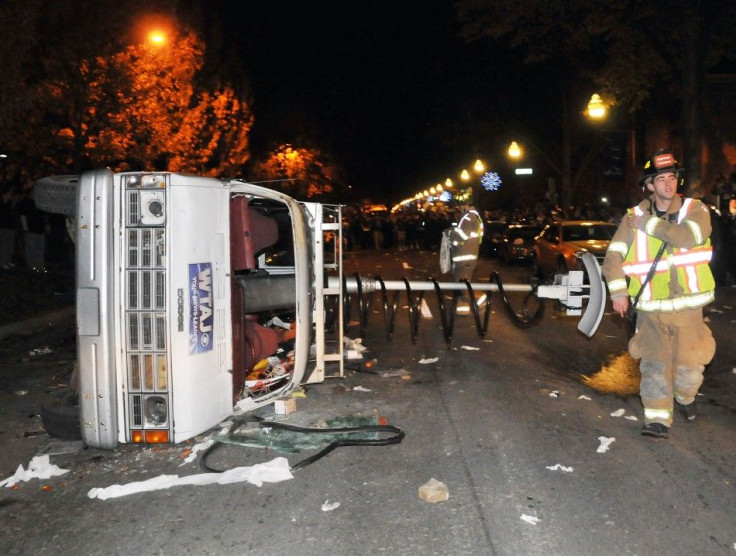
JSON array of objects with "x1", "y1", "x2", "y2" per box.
[{"x1": 0, "y1": 306, "x2": 76, "y2": 341}]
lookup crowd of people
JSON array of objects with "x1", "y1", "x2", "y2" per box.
[
  {"x1": 0, "y1": 181, "x2": 72, "y2": 273},
  {"x1": 340, "y1": 192, "x2": 736, "y2": 286}
]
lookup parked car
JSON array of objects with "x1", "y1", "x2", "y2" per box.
[
  {"x1": 498, "y1": 224, "x2": 542, "y2": 265},
  {"x1": 532, "y1": 220, "x2": 616, "y2": 278},
  {"x1": 482, "y1": 220, "x2": 508, "y2": 258}
]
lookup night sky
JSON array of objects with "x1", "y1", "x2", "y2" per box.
[{"x1": 205, "y1": 1, "x2": 539, "y2": 203}]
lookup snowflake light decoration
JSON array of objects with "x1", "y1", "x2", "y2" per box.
[{"x1": 481, "y1": 171, "x2": 502, "y2": 192}]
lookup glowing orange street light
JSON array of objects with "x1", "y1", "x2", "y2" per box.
[
  {"x1": 508, "y1": 141, "x2": 522, "y2": 159},
  {"x1": 148, "y1": 30, "x2": 166, "y2": 45},
  {"x1": 445, "y1": 178, "x2": 453, "y2": 188},
  {"x1": 473, "y1": 159, "x2": 485, "y2": 173},
  {"x1": 460, "y1": 169, "x2": 470, "y2": 181},
  {"x1": 587, "y1": 93, "x2": 606, "y2": 119}
]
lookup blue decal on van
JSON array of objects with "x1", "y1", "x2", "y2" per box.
[{"x1": 189, "y1": 263, "x2": 214, "y2": 354}]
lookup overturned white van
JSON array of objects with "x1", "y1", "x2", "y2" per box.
[{"x1": 35, "y1": 169, "x2": 345, "y2": 449}]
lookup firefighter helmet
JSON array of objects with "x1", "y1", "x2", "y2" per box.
[{"x1": 638, "y1": 149, "x2": 684, "y2": 187}]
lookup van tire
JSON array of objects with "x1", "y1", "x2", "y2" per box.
[
  {"x1": 41, "y1": 390, "x2": 82, "y2": 440},
  {"x1": 33, "y1": 175, "x2": 79, "y2": 217}
]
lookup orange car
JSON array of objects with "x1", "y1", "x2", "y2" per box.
[{"x1": 531, "y1": 220, "x2": 616, "y2": 278}]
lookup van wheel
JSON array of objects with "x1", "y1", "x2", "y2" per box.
[
  {"x1": 32, "y1": 175, "x2": 79, "y2": 217},
  {"x1": 41, "y1": 389, "x2": 82, "y2": 440}
]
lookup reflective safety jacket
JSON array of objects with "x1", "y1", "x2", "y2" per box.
[{"x1": 603, "y1": 196, "x2": 715, "y2": 312}]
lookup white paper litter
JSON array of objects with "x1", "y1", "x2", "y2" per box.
[
  {"x1": 402, "y1": 262, "x2": 411, "y2": 269},
  {"x1": 549, "y1": 390, "x2": 560, "y2": 398},
  {"x1": 578, "y1": 395, "x2": 591, "y2": 401},
  {"x1": 610, "y1": 408, "x2": 625, "y2": 417},
  {"x1": 732, "y1": 367, "x2": 736, "y2": 374},
  {"x1": 460, "y1": 345, "x2": 480, "y2": 351},
  {"x1": 418, "y1": 357, "x2": 438, "y2": 364},
  {"x1": 1, "y1": 455, "x2": 69, "y2": 487},
  {"x1": 321, "y1": 500, "x2": 341, "y2": 511},
  {"x1": 420, "y1": 298, "x2": 433, "y2": 318},
  {"x1": 710, "y1": 308, "x2": 723, "y2": 313},
  {"x1": 546, "y1": 464, "x2": 574, "y2": 472},
  {"x1": 346, "y1": 349, "x2": 364, "y2": 360},
  {"x1": 264, "y1": 316, "x2": 292, "y2": 329},
  {"x1": 521, "y1": 514, "x2": 540, "y2": 525},
  {"x1": 352, "y1": 386, "x2": 372, "y2": 392},
  {"x1": 597, "y1": 436, "x2": 615, "y2": 453},
  {"x1": 88, "y1": 457, "x2": 293, "y2": 500},
  {"x1": 624, "y1": 415, "x2": 638, "y2": 421},
  {"x1": 29, "y1": 346, "x2": 53, "y2": 356},
  {"x1": 181, "y1": 438, "x2": 215, "y2": 465},
  {"x1": 343, "y1": 337, "x2": 367, "y2": 353}
]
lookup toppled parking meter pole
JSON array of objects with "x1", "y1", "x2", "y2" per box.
[{"x1": 330, "y1": 253, "x2": 606, "y2": 345}]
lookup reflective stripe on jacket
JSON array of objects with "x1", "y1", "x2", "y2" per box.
[{"x1": 620, "y1": 198, "x2": 714, "y2": 311}]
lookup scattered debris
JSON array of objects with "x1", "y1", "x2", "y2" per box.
[
  {"x1": 709, "y1": 308, "x2": 723, "y2": 314},
  {"x1": 460, "y1": 345, "x2": 480, "y2": 351},
  {"x1": 549, "y1": 390, "x2": 560, "y2": 398},
  {"x1": 181, "y1": 437, "x2": 215, "y2": 465},
  {"x1": 418, "y1": 357, "x2": 438, "y2": 364},
  {"x1": 321, "y1": 500, "x2": 341, "y2": 511},
  {"x1": 521, "y1": 514, "x2": 540, "y2": 525},
  {"x1": 610, "y1": 408, "x2": 625, "y2": 417},
  {"x1": 581, "y1": 353, "x2": 640, "y2": 396},
  {"x1": 88, "y1": 457, "x2": 293, "y2": 500},
  {"x1": 352, "y1": 386, "x2": 372, "y2": 392},
  {"x1": 14, "y1": 390, "x2": 28, "y2": 396},
  {"x1": 381, "y1": 370, "x2": 411, "y2": 380},
  {"x1": 596, "y1": 436, "x2": 615, "y2": 453},
  {"x1": 23, "y1": 430, "x2": 46, "y2": 438},
  {"x1": 344, "y1": 337, "x2": 368, "y2": 360},
  {"x1": 546, "y1": 464, "x2": 574, "y2": 472},
  {"x1": 578, "y1": 395, "x2": 591, "y2": 401},
  {"x1": 418, "y1": 478, "x2": 449, "y2": 503},
  {"x1": 402, "y1": 262, "x2": 412, "y2": 269},
  {"x1": 624, "y1": 415, "x2": 638, "y2": 421},
  {"x1": 264, "y1": 316, "x2": 291, "y2": 329},
  {"x1": 275, "y1": 397, "x2": 298, "y2": 415},
  {"x1": 420, "y1": 298, "x2": 432, "y2": 318},
  {"x1": 1, "y1": 455, "x2": 69, "y2": 488},
  {"x1": 29, "y1": 346, "x2": 53, "y2": 356}
]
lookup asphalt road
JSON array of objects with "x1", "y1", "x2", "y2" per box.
[{"x1": 1, "y1": 249, "x2": 735, "y2": 555}]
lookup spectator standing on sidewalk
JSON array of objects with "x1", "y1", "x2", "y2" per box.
[
  {"x1": 0, "y1": 184, "x2": 17, "y2": 269},
  {"x1": 17, "y1": 181, "x2": 49, "y2": 271}
]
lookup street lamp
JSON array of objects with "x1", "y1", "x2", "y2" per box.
[
  {"x1": 586, "y1": 94, "x2": 606, "y2": 120},
  {"x1": 445, "y1": 178, "x2": 453, "y2": 188},
  {"x1": 148, "y1": 30, "x2": 166, "y2": 45},
  {"x1": 460, "y1": 169, "x2": 470, "y2": 181},
  {"x1": 474, "y1": 159, "x2": 485, "y2": 173},
  {"x1": 508, "y1": 141, "x2": 522, "y2": 159}
]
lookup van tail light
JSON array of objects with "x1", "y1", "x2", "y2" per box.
[
  {"x1": 130, "y1": 430, "x2": 169, "y2": 443},
  {"x1": 144, "y1": 430, "x2": 169, "y2": 443}
]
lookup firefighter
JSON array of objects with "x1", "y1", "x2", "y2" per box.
[
  {"x1": 602, "y1": 149, "x2": 716, "y2": 439},
  {"x1": 449, "y1": 203, "x2": 484, "y2": 282}
]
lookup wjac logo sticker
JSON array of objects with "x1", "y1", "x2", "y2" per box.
[{"x1": 189, "y1": 263, "x2": 214, "y2": 354}]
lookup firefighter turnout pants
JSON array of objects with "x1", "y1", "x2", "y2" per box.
[{"x1": 629, "y1": 308, "x2": 716, "y2": 426}]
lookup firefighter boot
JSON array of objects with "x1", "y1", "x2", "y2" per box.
[
  {"x1": 674, "y1": 399, "x2": 697, "y2": 421},
  {"x1": 641, "y1": 422, "x2": 669, "y2": 438}
]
